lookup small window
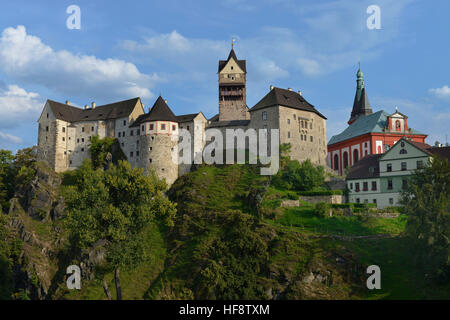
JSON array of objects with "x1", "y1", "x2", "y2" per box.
[
  {"x1": 62, "y1": 127, "x2": 66, "y2": 133},
  {"x1": 172, "y1": 125, "x2": 176, "y2": 131},
  {"x1": 356, "y1": 198, "x2": 360, "y2": 204},
  {"x1": 401, "y1": 162, "x2": 407, "y2": 171},
  {"x1": 141, "y1": 125, "x2": 145, "y2": 132},
  {"x1": 161, "y1": 124, "x2": 166, "y2": 130},
  {"x1": 355, "y1": 183, "x2": 360, "y2": 192},
  {"x1": 130, "y1": 152, "x2": 133, "y2": 158},
  {"x1": 262, "y1": 111, "x2": 267, "y2": 121},
  {"x1": 122, "y1": 131, "x2": 125, "y2": 137},
  {"x1": 400, "y1": 149, "x2": 408, "y2": 154},
  {"x1": 231, "y1": 66, "x2": 234, "y2": 70},
  {"x1": 149, "y1": 159, "x2": 152, "y2": 163},
  {"x1": 91, "y1": 126, "x2": 94, "y2": 131},
  {"x1": 137, "y1": 129, "x2": 140, "y2": 135},
  {"x1": 46, "y1": 126, "x2": 49, "y2": 132},
  {"x1": 388, "y1": 180, "x2": 393, "y2": 190},
  {"x1": 389, "y1": 198, "x2": 394, "y2": 205},
  {"x1": 288, "y1": 132, "x2": 291, "y2": 138},
  {"x1": 387, "y1": 163, "x2": 392, "y2": 172},
  {"x1": 402, "y1": 179, "x2": 408, "y2": 190},
  {"x1": 310, "y1": 123, "x2": 313, "y2": 129},
  {"x1": 293, "y1": 114, "x2": 296, "y2": 120},
  {"x1": 123, "y1": 120, "x2": 127, "y2": 126},
  {"x1": 136, "y1": 151, "x2": 140, "y2": 157},
  {"x1": 130, "y1": 130, "x2": 134, "y2": 136},
  {"x1": 82, "y1": 138, "x2": 85, "y2": 143},
  {"x1": 62, "y1": 137, "x2": 65, "y2": 142},
  {"x1": 82, "y1": 127, "x2": 85, "y2": 133},
  {"x1": 149, "y1": 147, "x2": 153, "y2": 151},
  {"x1": 187, "y1": 125, "x2": 190, "y2": 130},
  {"x1": 287, "y1": 119, "x2": 290, "y2": 124},
  {"x1": 372, "y1": 181, "x2": 377, "y2": 191},
  {"x1": 350, "y1": 183, "x2": 353, "y2": 189},
  {"x1": 46, "y1": 113, "x2": 49, "y2": 118},
  {"x1": 77, "y1": 138, "x2": 80, "y2": 143},
  {"x1": 81, "y1": 148, "x2": 85, "y2": 152},
  {"x1": 417, "y1": 160, "x2": 424, "y2": 169},
  {"x1": 310, "y1": 136, "x2": 313, "y2": 142},
  {"x1": 363, "y1": 182, "x2": 368, "y2": 191},
  {"x1": 118, "y1": 132, "x2": 121, "y2": 138},
  {"x1": 150, "y1": 124, "x2": 154, "y2": 130}
]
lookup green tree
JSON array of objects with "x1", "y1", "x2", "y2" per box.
[
  {"x1": 89, "y1": 135, "x2": 125, "y2": 170},
  {"x1": 272, "y1": 159, "x2": 325, "y2": 191},
  {"x1": 0, "y1": 150, "x2": 15, "y2": 211},
  {"x1": 64, "y1": 160, "x2": 176, "y2": 299},
  {"x1": 401, "y1": 155, "x2": 450, "y2": 282}
]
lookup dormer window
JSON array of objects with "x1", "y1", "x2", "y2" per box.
[{"x1": 395, "y1": 120, "x2": 401, "y2": 131}]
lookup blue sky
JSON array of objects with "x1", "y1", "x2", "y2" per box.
[{"x1": 0, "y1": 0, "x2": 449, "y2": 151}]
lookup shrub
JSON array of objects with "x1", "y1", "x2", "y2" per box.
[
  {"x1": 272, "y1": 159, "x2": 325, "y2": 191},
  {"x1": 314, "y1": 202, "x2": 329, "y2": 218},
  {"x1": 298, "y1": 190, "x2": 343, "y2": 196}
]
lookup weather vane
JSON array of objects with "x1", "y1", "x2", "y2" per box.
[{"x1": 232, "y1": 37, "x2": 236, "y2": 49}]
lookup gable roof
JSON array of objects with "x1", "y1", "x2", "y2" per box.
[
  {"x1": 47, "y1": 98, "x2": 141, "y2": 123},
  {"x1": 250, "y1": 87, "x2": 327, "y2": 119},
  {"x1": 218, "y1": 49, "x2": 247, "y2": 73},
  {"x1": 346, "y1": 154, "x2": 382, "y2": 180},
  {"x1": 176, "y1": 112, "x2": 206, "y2": 123}
]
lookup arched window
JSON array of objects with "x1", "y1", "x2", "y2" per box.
[
  {"x1": 343, "y1": 152, "x2": 349, "y2": 169},
  {"x1": 353, "y1": 149, "x2": 359, "y2": 163},
  {"x1": 395, "y1": 120, "x2": 401, "y2": 131},
  {"x1": 334, "y1": 154, "x2": 339, "y2": 172}
]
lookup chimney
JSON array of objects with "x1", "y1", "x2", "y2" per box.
[
  {"x1": 298, "y1": 91, "x2": 302, "y2": 96},
  {"x1": 92, "y1": 102, "x2": 96, "y2": 109},
  {"x1": 65, "y1": 100, "x2": 70, "y2": 105},
  {"x1": 84, "y1": 105, "x2": 89, "y2": 110},
  {"x1": 270, "y1": 85, "x2": 274, "y2": 91},
  {"x1": 164, "y1": 99, "x2": 168, "y2": 104},
  {"x1": 288, "y1": 88, "x2": 292, "y2": 91}
]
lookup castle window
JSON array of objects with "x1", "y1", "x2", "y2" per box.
[
  {"x1": 287, "y1": 119, "x2": 290, "y2": 124},
  {"x1": 81, "y1": 148, "x2": 85, "y2": 152},
  {"x1": 64, "y1": 151, "x2": 67, "y2": 155},
  {"x1": 389, "y1": 198, "x2": 394, "y2": 205},
  {"x1": 161, "y1": 168, "x2": 165, "y2": 172},
  {"x1": 150, "y1": 124, "x2": 154, "y2": 130},
  {"x1": 293, "y1": 114, "x2": 296, "y2": 120},
  {"x1": 149, "y1": 159, "x2": 152, "y2": 163},
  {"x1": 187, "y1": 126, "x2": 190, "y2": 130},
  {"x1": 388, "y1": 180, "x2": 393, "y2": 190},
  {"x1": 300, "y1": 135, "x2": 303, "y2": 141},
  {"x1": 82, "y1": 127, "x2": 85, "y2": 132},
  {"x1": 287, "y1": 132, "x2": 291, "y2": 138},
  {"x1": 350, "y1": 183, "x2": 353, "y2": 189},
  {"x1": 142, "y1": 125, "x2": 145, "y2": 132},
  {"x1": 136, "y1": 151, "x2": 140, "y2": 157},
  {"x1": 130, "y1": 130, "x2": 134, "y2": 136},
  {"x1": 62, "y1": 137, "x2": 65, "y2": 142},
  {"x1": 70, "y1": 160, "x2": 72, "y2": 165},
  {"x1": 262, "y1": 111, "x2": 267, "y2": 121},
  {"x1": 123, "y1": 120, "x2": 127, "y2": 126},
  {"x1": 395, "y1": 120, "x2": 401, "y2": 131},
  {"x1": 399, "y1": 149, "x2": 407, "y2": 154},
  {"x1": 149, "y1": 147, "x2": 152, "y2": 151},
  {"x1": 161, "y1": 124, "x2": 166, "y2": 130},
  {"x1": 130, "y1": 152, "x2": 133, "y2": 158},
  {"x1": 402, "y1": 179, "x2": 408, "y2": 190},
  {"x1": 172, "y1": 125, "x2": 176, "y2": 131},
  {"x1": 123, "y1": 131, "x2": 125, "y2": 137},
  {"x1": 46, "y1": 126, "x2": 49, "y2": 132},
  {"x1": 417, "y1": 160, "x2": 424, "y2": 169},
  {"x1": 77, "y1": 138, "x2": 80, "y2": 143},
  {"x1": 82, "y1": 138, "x2": 85, "y2": 143},
  {"x1": 137, "y1": 140, "x2": 139, "y2": 146},
  {"x1": 310, "y1": 123, "x2": 313, "y2": 129},
  {"x1": 372, "y1": 181, "x2": 377, "y2": 191},
  {"x1": 231, "y1": 66, "x2": 234, "y2": 70},
  {"x1": 310, "y1": 136, "x2": 313, "y2": 142},
  {"x1": 91, "y1": 126, "x2": 94, "y2": 131},
  {"x1": 151, "y1": 136, "x2": 154, "y2": 141},
  {"x1": 355, "y1": 183, "x2": 360, "y2": 192},
  {"x1": 62, "y1": 127, "x2": 66, "y2": 133},
  {"x1": 118, "y1": 132, "x2": 121, "y2": 138},
  {"x1": 121, "y1": 143, "x2": 124, "y2": 147},
  {"x1": 301, "y1": 121, "x2": 304, "y2": 128},
  {"x1": 47, "y1": 113, "x2": 49, "y2": 118},
  {"x1": 387, "y1": 163, "x2": 392, "y2": 172}
]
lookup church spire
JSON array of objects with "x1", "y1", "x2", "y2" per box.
[{"x1": 348, "y1": 61, "x2": 373, "y2": 125}]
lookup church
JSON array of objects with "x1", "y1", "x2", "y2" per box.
[
  {"x1": 327, "y1": 65, "x2": 428, "y2": 176},
  {"x1": 36, "y1": 46, "x2": 329, "y2": 185}
]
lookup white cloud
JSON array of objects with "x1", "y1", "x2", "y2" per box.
[
  {"x1": 429, "y1": 85, "x2": 450, "y2": 99},
  {"x1": 0, "y1": 25, "x2": 158, "y2": 101},
  {"x1": 0, "y1": 84, "x2": 43, "y2": 128},
  {"x1": 297, "y1": 58, "x2": 321, "y2": 76},
  {"x1": 0, "y1": 131, "x2": 22, "y2": 144}
]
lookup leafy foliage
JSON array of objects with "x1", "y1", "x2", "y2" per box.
[
  {"x1": 272, "y1": 159, "x2": 325, "y2": 191},
  {"x1": 64, "y1": 160, "x2": 176, "y2": 271},
  {"x1": 401, "y1": 156, "x2": 450, "y2": 282},
  {"x1": 89, "y1": 135, "x2": 126, "y2": 170},
  {"x1": 315, "y1": 202, "x2": 329, "y2": 218}
]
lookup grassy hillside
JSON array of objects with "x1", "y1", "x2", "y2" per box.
[{"x1": 10, "y1": 162, "x2": 447, "y2": 300}]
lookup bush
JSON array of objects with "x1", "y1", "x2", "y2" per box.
[
  {"x1": 298, "y1": 190, "x2": 343, "y2": 196},
  {"x1": 287, "y1": 191, "x2": 298, "y2": 200},
  {"x1": 314, "y1": 202, "x2": 329, "y2": 218},
  {"x1": 272, "y1": 159, "x2": 325, "y2": 191}
]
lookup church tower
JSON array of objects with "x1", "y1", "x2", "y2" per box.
[
  {"x1": 218, "y1": 43, "x2": 249, "y2": 121},
  {"x1": 348, "y1": 63, "x2": 372, "y2": 125}
]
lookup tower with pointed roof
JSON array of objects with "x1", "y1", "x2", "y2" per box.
[
  {"x1": 218, "y1": 45, "x2": 249, "y2": 121},
  {"x1": 348, "y1": 63, "x2": 372, "y2": 125}
]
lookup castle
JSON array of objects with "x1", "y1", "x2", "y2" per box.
[{"x1": 37, "y1": 47, "x2": 328, "y2": 185}]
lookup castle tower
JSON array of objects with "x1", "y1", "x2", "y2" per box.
[
  {"x1": 348, "y1": 62, "x2": 372, "y2": 125},
  {"x1": 137, "y1": 96, "x2": 179, "y2": 186},
  {"x1": 218, "y1": 44, "x2": 249, "y2": 121}
]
